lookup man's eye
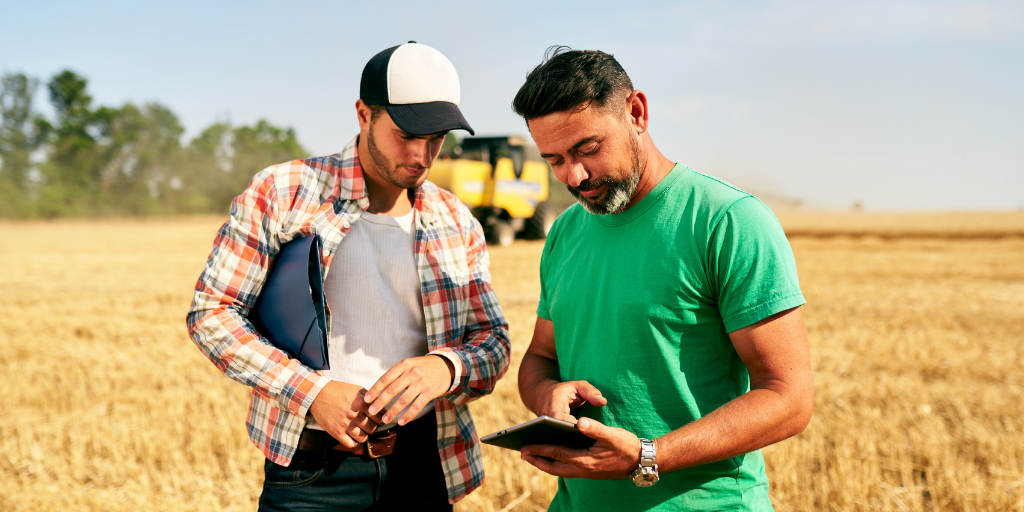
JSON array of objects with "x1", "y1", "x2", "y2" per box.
[{"x1": 580, "y1": 145, "x2": 598, "y2": 156}]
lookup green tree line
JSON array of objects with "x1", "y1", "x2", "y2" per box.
[{"x1": 0, "y1": 70, "x2": 309, "y2": 218}]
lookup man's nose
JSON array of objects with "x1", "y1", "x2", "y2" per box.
[
  {"x1": 564, "y1": 160, "x2": 588, "y2": 188},
  {"x1": 410, "y1": 139, "x2": 433, "y2": 167}
]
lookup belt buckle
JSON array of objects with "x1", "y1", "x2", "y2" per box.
[
  {"x1": 365, "y1": 430, "x2": 398, "y2": 459},
  {"x1": 366, "y1": 440, "x2": 385, "y2": 459}
]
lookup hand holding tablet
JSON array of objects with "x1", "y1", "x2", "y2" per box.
[{"x1": 480, "y1": 415, "x2": 596, "y2": 451}]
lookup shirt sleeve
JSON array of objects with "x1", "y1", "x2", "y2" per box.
[
  {"x1": 709, "y1": 196, "x2": 806, "y2": 332},
  {"x1": 186, "y1": 167, "x2": 331, "y2": 419}
]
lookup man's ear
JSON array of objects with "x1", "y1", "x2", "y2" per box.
[
  {"x1": 626, "y1": 90, "x2": 649, "y2": 135},
  {"x1": 356, "y1": 99, "x2": 373, "y2": 131}
]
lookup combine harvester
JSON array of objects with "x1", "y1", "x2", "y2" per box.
[{"x1": 430, "y1": 136, "x2": 558, "y2": 246}]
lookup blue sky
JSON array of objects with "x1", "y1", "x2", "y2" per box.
[{"x1": 3, "y1": 0, "x2": 1022, "y2": 210}]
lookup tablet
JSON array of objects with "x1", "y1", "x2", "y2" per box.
[{"x1": 480, "y1": 416, "x2": 595, "y2": 451}]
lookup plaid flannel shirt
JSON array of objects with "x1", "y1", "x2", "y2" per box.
[{"x1": 186, "y1": 135, "x2": 510, "y2": 504}]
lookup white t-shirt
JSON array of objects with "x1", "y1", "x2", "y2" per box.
[{"x1": 306, "y1": 208, "x2": 434, "y2": 430}]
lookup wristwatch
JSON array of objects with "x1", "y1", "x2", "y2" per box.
[{"x1": 631, "y1": 438, "x2": 659, "y2": 487}]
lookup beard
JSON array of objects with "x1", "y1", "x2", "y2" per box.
[
  {"x1": 568, "y1": 133, "x2": 643, "y2": 215},
  {"x1": 365, "y1": 121, "x2": 428, "y2": 190}
]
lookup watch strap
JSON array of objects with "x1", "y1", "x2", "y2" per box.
[{"x1": 638, "y1": 438, "x2": 656, "y2": 467}]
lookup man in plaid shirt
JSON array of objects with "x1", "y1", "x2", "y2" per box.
[{"x1": 187, "y1": 42, "x2": 510, "y2": 510}]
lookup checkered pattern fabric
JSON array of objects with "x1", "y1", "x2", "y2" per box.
[{"x1": 187, "y1": 135, "x2": 510, "y2": 504}]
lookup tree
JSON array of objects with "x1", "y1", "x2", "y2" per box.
[
  {"x1": 36, "y1": 69, "x2": 113, "y2": 217},
  {"x1": 98, "y1": 102, "x2": 185, "y2": 215},
  {"x1": 231, "y1": 119, "x2": 307, "y2": 178},
  {"x1": 178, "y1": 122, "x2": 236, "y2": 213},
  {"x1": 0, "y1": 73, "x2": 48, "y2": 217},
  {"x1": 176, "y1": 119, "x2": 309, "y2": 214},
  {"x1": 0, "y1": 68, "x2": 312, "y2": 217}
]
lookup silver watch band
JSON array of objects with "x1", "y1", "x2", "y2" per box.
[{"x1": 638, "y1": 438, "x2": 656, "y2": 467}]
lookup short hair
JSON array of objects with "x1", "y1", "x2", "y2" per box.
[
  {"x1": 368, "y1": 104, "x2": 386, "y2": 122},
  {"x1": 512, "y1": 47, "x2": 633, "y2": 122}
]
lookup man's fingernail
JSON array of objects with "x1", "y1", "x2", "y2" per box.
[
  {"x1": 578, "y1": 418, "x2": 590, "y2": 429},
  {"x1": 398, "y1": 418, "x2": 407, "y2": 426},
  {"x1": 364, "y1": 394, "x2": 373, "y2": 402},
  {"x1": 368, "y1": 406, "x2": 377, "y2": 415},
  {"x1": 382, "y1": 416, "x2": 391, "y2": 423}
]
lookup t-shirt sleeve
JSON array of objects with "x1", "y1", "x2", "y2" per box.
[
  {"x1": 709, "y1": 196, "x2": 806, "y2": 332},
  {"x1": 536, "y1": 214, "x2": 559, "y2": 321}
]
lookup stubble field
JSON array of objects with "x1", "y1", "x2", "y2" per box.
[{"x1": 1, "y1": 212, "x2": 1022, "y2": 511}]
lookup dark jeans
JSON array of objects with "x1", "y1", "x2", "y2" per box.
[{"x1": 259, "y1": 413, "x2": 451, "y2": 512}]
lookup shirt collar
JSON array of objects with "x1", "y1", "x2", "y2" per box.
[{"x1": 337, "y1": 135, "x2": 367, "y2": 203}]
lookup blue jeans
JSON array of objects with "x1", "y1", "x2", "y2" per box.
[{"x1": 259, "y1": 413, "x2": 452, "y2": 511}]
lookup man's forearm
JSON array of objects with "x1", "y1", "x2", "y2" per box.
[
  {"x1": 517, "y1": 353, "x2": 562, "y2": 415},
  {"x1": 654, "y1": 382, "x2": 813, "y2": 474}
]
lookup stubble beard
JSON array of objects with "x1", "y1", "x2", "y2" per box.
[
  {"x1": 568, "y1": 133, "x2": 643, "y2": 215},
  {"x1": 366, "y1": 120, "x2": 426, "y2": 190}
]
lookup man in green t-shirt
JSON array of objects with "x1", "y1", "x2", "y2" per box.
[{"x1": 512, "y1": 48, "x2": 814, "y2": 511}]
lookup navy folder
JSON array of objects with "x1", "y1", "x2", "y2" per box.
[{"x1": 247, "y1": 235, "x2": 330, "y2": 370}]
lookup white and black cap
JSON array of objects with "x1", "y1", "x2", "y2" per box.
[{"x1": 360, "y1": 42, "x2": 475, "y2": 136}]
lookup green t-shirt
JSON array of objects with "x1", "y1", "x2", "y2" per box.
[{"x1": 537, "y1": 164, "x2": 805, "y2": 512}]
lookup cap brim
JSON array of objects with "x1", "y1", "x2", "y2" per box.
[{"x1": 386, "y1": 102, "x2": 475, "y2": 136}]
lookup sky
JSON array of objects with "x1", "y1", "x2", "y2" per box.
[{"x1": 3, "y1": 0, "x2": 1022, "y2": 211}]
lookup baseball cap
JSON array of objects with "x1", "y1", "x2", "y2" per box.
[{"x1": 360, "y1": 41, "x2": 475, "y2": 136}]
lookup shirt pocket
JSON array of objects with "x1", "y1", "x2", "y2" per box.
[{"x1": 427, "y1": 234, "x2": 471, "y2": 299}]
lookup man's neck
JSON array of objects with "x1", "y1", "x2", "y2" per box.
[
  {"x1": 622, "y1": 139, "x2": 675, "y2": 212},
  {"x1": 365, "y1": 186, "x2": 415, "y2": 216}
]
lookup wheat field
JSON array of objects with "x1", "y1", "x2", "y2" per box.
[{"x1": 1, "y1": 212, "x2": 1022, "y2": 511}]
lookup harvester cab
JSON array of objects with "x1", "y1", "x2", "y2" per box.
[{"x1": 429, "y1": 136, "x2": 557, "y2": 246}]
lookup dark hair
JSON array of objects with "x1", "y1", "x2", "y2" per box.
[
  {"x1": 512, "y1": 46, "x2": 633, "y2": 122},
  {"x1": 368, "y1": 104, "x2": 386, "y2": 122}
]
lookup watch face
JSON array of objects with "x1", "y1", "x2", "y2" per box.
[{"x1": 631, "y1": 469, "x2": 659, "y2": 487}]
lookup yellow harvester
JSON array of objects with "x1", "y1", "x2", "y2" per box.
[{"x1": 429, "y1": 136, "x2": 556, "y2": 246}]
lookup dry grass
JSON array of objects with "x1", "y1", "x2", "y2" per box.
[
  {"x1": 777, "y1": 211, "x2": 1024, "y2": 238},
  {"x1": 0, "y1": 213, "x2": 1022, "y2": 511}
]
